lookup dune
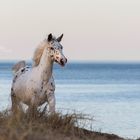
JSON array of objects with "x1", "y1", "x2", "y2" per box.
[{"x1": 0, "y1": 109, "x2": 126, "y2": 140}]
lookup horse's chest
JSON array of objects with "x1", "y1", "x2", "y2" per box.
[
  {"x1": 31, "y1": 80, "x2": 48, "y2": 104},
  {"x1": 33, "y1": 90, "x2": 48, "y2": 105},
  {"x1": 20, "y1": 83, "x2": 47, "y2": 106}
]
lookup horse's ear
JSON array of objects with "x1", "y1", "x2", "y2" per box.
[
  {"x1": 48, "y1": 33, "x2": 53, "y2": 42},
  {"x1": 57, "y1": 34, "x2": 63, "y2": 42}
]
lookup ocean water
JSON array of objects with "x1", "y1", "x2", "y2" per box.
[{"x1": 0, "y1": 61, "x2": 140, "y2": 139}]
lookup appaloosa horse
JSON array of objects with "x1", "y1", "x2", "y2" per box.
[{"x1": 11, "y1": 33, "x2": 67, "y2": 114}]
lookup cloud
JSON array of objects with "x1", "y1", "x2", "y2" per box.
[{"x1": 0, "y1": 46, "x2": 12, "y2": 54}]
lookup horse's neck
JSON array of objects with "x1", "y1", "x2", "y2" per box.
[{"x1": 38, "y1": 46, "x2": 53, "y2": 82}]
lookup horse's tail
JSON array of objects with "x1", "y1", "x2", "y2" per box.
[{"x1": 12, "y1": 60, "x2": 26, "y2": 75}]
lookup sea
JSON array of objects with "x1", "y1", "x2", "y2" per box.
[{"x1": 0, "y1": 61, "x2": 140, "y2": 139}]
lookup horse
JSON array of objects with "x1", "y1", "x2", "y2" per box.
[{"x1": 11, "y1": 33, "x2": 67, "y2": 114}]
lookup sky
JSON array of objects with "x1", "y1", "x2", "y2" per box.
[{"x1": 0, "y1": 0, "x2": 140, "y2": 62}]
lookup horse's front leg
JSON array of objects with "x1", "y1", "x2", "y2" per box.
[
  {"x1": 28, "y1": 105, "x2": 38, "y2": 117},
  {"x1": 47, "y1": 91, "x2": 56, "y2": 114},
  {"x1": 27, "y1": 97, "x2": 38, "y2": 117}
]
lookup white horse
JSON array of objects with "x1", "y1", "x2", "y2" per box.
[{"x1": 11, "y1": 33, "x2": 67, "y2": 114}]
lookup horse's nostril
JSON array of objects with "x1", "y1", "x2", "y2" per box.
[
  {"x1": 60, "y1": 59, "x2": 64, "y2": 64},
  {"x1": 65, "y1": 58, "x2": 67, "y2": 63}
]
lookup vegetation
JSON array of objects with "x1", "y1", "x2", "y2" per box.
[{"x1": 0, "y1": 108, "x2": 125, "y2": 140}]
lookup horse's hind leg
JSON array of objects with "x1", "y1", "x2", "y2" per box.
[{"x1": 11, "y1": 90, "x2": 19, "y2": 114}]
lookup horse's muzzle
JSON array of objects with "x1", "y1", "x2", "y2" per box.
[{"x1": 60, "y1": 58, "x2": 67, "y2": 67}]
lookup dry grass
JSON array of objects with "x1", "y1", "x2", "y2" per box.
[{"x1": 0, "y1": 108, "x2": 124, "y2": 140}]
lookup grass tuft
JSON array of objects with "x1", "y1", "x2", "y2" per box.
[{"x1": 0, "y1": 108, "x2": 124, "y2": 140}]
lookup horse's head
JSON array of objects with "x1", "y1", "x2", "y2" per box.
[{"x1": 47, "y1": 33, "x2": 67, "y2": 67}]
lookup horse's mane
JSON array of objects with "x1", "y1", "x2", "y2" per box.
[{"x1": 32, "y1": 40, "x2": 48, "y2": 67}]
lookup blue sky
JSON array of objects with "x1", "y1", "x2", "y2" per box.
[{"x1": 0, "y1": 0, "x2": 140, "y2": 61}]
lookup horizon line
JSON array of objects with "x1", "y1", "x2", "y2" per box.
[{"x1": 0, "y1": 59, "x2": 140, "y2": 64}]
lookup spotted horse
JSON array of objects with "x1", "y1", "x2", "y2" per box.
[{"x1": 11, "y1": 33, "x2": 67, "y2": 114}]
